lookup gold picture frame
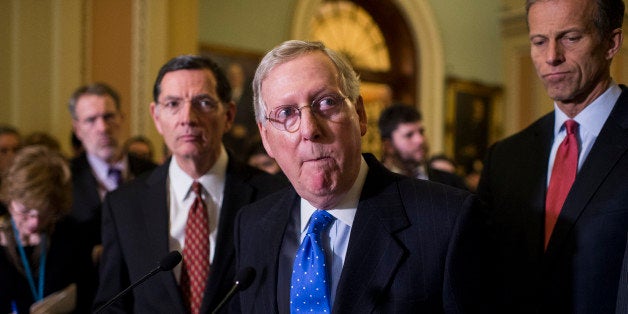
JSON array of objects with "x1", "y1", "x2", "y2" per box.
[{"x1": 444, "y1": 77, "x2": 503, "y2": 175}]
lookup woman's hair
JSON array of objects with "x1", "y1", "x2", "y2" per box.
[{"x1": 0, "y1": 145, "x2": 72, "y2": 221}]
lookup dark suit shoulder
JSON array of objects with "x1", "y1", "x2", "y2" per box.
[
  {"x1": 491, "y1": 111, "x2": 554, "y2": 151},
  {"x1": 127, "y1": 154, "x2": 158, "y2": 177},
  {"x1": 225, "y1": 157, "x2": 289, "y2": 194},
  {"x1": 427, "y1": 167, "x2": 468, "y2": 190}
]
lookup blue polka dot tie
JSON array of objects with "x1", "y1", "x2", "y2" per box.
[{"x1": 290, "y1": 209, "x2": 336, "y2": 313}]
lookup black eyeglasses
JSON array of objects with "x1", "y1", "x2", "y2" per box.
[
  {"x1": 156, "y1": 97, "x2": 221, "y2": 115},
  {"x1": 265, "y1": 94, "x2": 348, "y2": 132}
]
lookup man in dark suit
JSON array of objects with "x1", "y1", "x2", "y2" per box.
[
  {"x1": 478, "y1": 0, "x2": 628, "y2": 312},
  {"x1": 234, "y1": 40, "x2": 490, "y2": 313},
  {"x1": 377, "y1": 103, "x2": 468, "y2": 190},
  {"x1": 93, "y1": 55, "x2": 286, "y2": 313},
  {"x1": 69, "y1": 83, "x2": 157, "y2": 257}
]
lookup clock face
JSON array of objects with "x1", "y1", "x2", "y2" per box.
[{"x1": 309, "y1": 1, "x2": 391, "y2": 73}]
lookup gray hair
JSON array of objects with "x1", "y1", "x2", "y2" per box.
[
  {"x1": 526, "y1": 0, "x2": 624, "y2": 39},
  {"x1": 252, "y1": 40, "x2": 360, "y2": 124},
  {"x1": 68, "y1": 82, "x2": 121, "y2": 120}
]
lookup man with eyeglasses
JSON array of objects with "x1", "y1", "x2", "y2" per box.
[
  {"x1": 234, "y1": 40, "x2": 493, "y2": 313},
  {"x1": 93, "y1": 55, "x2": 286, "y2": 314},
  {"x1": 68, "y1": 83, "x2": 158, "y2": 304}
]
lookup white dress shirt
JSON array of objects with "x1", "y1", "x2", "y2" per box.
[
  {"x1": 298, "y1": 156, "x2": 369, "y2": 306},
  {"x1": 167, "y1": 146, "x2": 227, "y2": 281},
  {"x1": 86, "y1": 153, "x2": 127, "y2": 199},
  {"x1": 547, "y1": 83, "x2": 620, "y2": 185}
]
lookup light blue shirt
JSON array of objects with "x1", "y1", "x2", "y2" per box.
[
  {"x1": 298, "y1": 156, "x2": 369, "y2": 307},
  {"x1": 86, "y1": 153, "x2": 127, "y2": 199},
  {"x1": 547, "y1": 83, "x2": 620, "y2": 185}
]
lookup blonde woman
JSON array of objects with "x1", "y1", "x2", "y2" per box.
[{"x1": 0, "y1": 146, "x2": 94, "y2": 313}]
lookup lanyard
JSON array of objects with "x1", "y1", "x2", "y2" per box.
[{"x1": 11, "y1": 219, "x2": 47, "y2": 302}]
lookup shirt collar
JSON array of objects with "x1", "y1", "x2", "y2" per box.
[
  {"x1": 300, "y1": 156, "x2": 369, "y2": 231},
  {"x1": 169, "y1": 145, "x2": 228, "y2": 202},
  {"x1": 86, "y1": 153, "x2": 127, "y2": 180},
  {"x1": 553, "y1": 82, "x2": 620, "y2": 136}
]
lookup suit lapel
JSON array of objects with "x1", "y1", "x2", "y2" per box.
[
  {"x1": 523, "y1": 115, "x2": 555, "y2": 260},
  {"x1": 547, "y1": 88, "x2": 628, "y2": 254},
  {"x1": 201, "y1": 159, "x2": 255, "y2": 312},
  {"x1": 140, "y1": 161, "x2": 186, "y2": 310},
  {"x1": 334, "y1": 156, "x2": 410, "y2": 313}
]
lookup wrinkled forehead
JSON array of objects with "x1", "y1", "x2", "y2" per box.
[{"x1": 261, "y1": 53, "x2": 341, "y2": 100}]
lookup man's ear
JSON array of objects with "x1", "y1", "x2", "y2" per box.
[
  {"x1": 606, "y1": 28, "x2": 624, "y2": 60},
  {"x1": 150, "y1": 102, "x2": 164, "y2": 135},
  {"x1": 223, "y1": 101, "x2": 237, "y2": 133},
  {"x1": 258, "y1": 122, "x2": 275, "y2": 158},
  {"x1": 354, "y1": 96, "x2": 368, "y2": 136}
]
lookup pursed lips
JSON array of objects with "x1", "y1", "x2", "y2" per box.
[
  {"x1": 543, "y1": 71, "x2": 570, "y2": 81},
  {"x1": 178, "y1": 133, "x2": 201, "y2": 141},
  {"x1": 302, "y1": 156, "x2": 331, "y2": 163}
]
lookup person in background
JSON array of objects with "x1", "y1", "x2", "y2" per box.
[
  {"x1": 0, "y1": 125, "x2": 21, "y2": 180},
  {"x1": 70, "y1": 131, "x2": 85, "y2": 158},
  {"x1": 94, "y1": 54, "x2": 286, "y2": 314},
  {"x1": 123, "y1": 135, "x2": 155, "y2": 163},
  {"x1": 478, "y1": 0, "x2": 628, "y2": 312},
  {"x1": 244, "y1": 139, "x2": 281, "y2": 175},
  {"x1": 68, "y1": 83, "x2": 157, "y2": 260},
  {"x1": 378, "y1": 103, "x2": 468, "y2": 190},
  {"x1": 223, "y1": 62, "x2": 257, "y2": 157},
  {"x1": 23, "y1": 131, "x2": 62, "y2": 153},
  {"x1": 428, "y1": 153, "x2": 458, "y2": 174},
  {"x1": 0, "y1": 146, "x2": 94, "y2": 313},
  {"x1": 0, "y1": 125, "x2": 21, "y2": 216},
  {"x1": 235, "y1": 40, "x2": 491, "y2": 313}
]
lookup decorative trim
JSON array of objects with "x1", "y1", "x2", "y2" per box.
[{"x1": 291, "y1": 0, "x2": 446, "y2": 152}]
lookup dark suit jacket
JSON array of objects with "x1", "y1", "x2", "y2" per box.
[
  {"x1": 617, "y1": 234, "x2": 628, "y2": 314},
  {"x1": 427, "y1": 167, "x2": 468, "y2": 190},
  {"x1": 478, "y1": 85, "x2": 628, "y2": 313},
  {"x1": 0, "y1": 216, "x2": 94, "y2": 313},
  {"x1": 70, "y1": 153, "x2": 157, "y2": 246},
  {"x1": 93, "y1": 156, "x2": 287, "y2": 313},
  {"x1": 235, "y1": 154, "x2": 491, "y2": 313}
]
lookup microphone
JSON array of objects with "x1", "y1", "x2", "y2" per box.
[
  {"x1": 95, "y1": 251, "x2": 182, "y2": 313},
  {"x1": 211, "y1": 267, "x2": 256, "y2": 314}
]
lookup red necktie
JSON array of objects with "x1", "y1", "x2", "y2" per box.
[
  {"x1": 180, "y1": 181, "x2": 210, "y2": 314},
  {"x1": 545, "y1": 119, "x2": 579, "y2": 250}
]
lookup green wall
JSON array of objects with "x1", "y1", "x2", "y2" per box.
[{"x1": 199, "y1": 0, "x2": 503, "y2": 85}]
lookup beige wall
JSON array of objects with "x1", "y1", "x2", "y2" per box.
[
  {"x1": 14, "y1": 0, "x2": 612, "y2": 159},
  {"x1": 0, "y1": 0, "x2": 198, "y2": 161}
]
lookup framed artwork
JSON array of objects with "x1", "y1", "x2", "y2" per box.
[
  {"x1": 200, "y1": 44, "x2": 264, "y2": 157},
  {"x1": 444, "y1": 77, "x2": 503, "y2": 175}
]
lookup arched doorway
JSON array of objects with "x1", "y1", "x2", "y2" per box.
[{"x1": 291, "y1": 0, "x2": 446, "y2": 154}]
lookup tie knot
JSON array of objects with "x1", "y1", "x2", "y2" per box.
[
  {"x1": 191, "y1": 181, "x2": 203, "y2": 196},
  {"x1": 108, "y1": 167, "x2": 123, "y2": 185},
  {"x1": 564, "y1": 119, "x2": 578, "y2": 135},
  {"x1": 307, "y1": 210, "x2": 335, "y2": 235}
]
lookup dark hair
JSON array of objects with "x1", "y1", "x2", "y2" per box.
[
  {"x1": 526, "y1": 0, "x2": 625, "y2": 39},
  {"x1": 377, "y1": 103, "x2": 422, "y2": 140},
  {"x1": 123, "y1": 135, "x2": 154, "y2": 160},
  {"x1": 0, "y1": 125, "x2": 20, "y2": 138},
  {"x1": 68, "y1": 82, "x2": 121, "y2": 120},
  {"x1": 0, "y1": 145, "x2": 72, "y2": 219},
  {"x1": 152, "y1": 54, "x2": 232, "y2": 104},
  {"x1": 23, "y1": 132, "x2": 61, "y2": 152}
]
